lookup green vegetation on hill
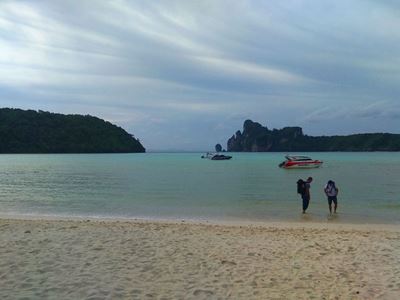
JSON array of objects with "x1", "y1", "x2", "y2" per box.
[
  {"x1": 227, "y1": 120, "x2": 400, "y2": 151},
  {"x1": 0, "y1": 108, "x2": 145, "y2": 153}
]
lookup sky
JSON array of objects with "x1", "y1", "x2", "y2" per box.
[{"x1": 1, "y1": 0, "x2": 400, "y2": 151}]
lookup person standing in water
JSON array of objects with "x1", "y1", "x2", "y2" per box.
[
  {"x1": 298, "y1": 177, "x2": 313, "y2": 214},
  {"x1": 324, "y1": 180, "x2": 339, "y2": 214}
]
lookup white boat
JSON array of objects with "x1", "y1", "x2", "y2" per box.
[{"x1": 279, "y1": 155, "x2": 323, "y2": 169}]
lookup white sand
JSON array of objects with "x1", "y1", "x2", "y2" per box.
[{"x1": 0, "y1": 218, "x2": 399, "y2": 299}]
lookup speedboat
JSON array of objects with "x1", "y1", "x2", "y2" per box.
[
  {"x1": 279, "y1": 155, "x2": 322, "y2": 169},
  {"x1": 201, "y1": 152, "x2": 232, "y2": 160},
  {"x1": 210, "y1": 154, "x2": 232, "y2": 160}
]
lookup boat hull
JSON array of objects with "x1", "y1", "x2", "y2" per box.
[
  {"x1": 280, "y1": 161, "x2": 323, "y2": 169},
  {"x1": 211, "y1": 155, "x2": 232, "y2": 160}
]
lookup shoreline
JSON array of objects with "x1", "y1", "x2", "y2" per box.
[{"x1": 1, "y1": 213, "x2": 399, "y2": 232}]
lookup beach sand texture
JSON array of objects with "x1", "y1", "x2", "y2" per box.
[{"x1": 0, "y1": 219, "x2": 399, "y2": 299}]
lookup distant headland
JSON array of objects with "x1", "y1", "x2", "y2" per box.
[
  {"x1": 0, "y1": 108, "x2": 145, "y2": 153},
  {"x1": 226, "y1": 119, "x2": 400, "y2": 152}
]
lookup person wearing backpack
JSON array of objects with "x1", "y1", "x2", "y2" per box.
[
  {"x1": 324, "y1": 180, "x2": 339, "y2": 214},
  {"x1": 297, "y1": 177, "x2": 313, "y2": 214}
]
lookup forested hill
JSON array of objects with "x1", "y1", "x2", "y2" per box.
[
  {"x1": 0, "y1": 108, "x2": 145, "y2": 153},
  {"x1": 227, "y1": 120, "x2": 400, "y2": 152}
]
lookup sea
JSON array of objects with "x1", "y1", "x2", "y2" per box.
[{"x1": 0, "y1": 152, "x2": 399, "y2": 224}]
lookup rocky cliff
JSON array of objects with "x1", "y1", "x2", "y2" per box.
[{"x1": 227, "y1": 120, "x2": 400, "y2": 151}]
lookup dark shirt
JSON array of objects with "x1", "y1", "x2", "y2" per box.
[{"x1": 305, "y1": 182, "x2": 311, "y2": 196}]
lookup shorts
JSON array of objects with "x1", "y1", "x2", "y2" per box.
[{"x1": 327, "y1": 196, "x2": 337, "y2": 206}]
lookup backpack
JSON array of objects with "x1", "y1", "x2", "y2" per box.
[
  {"x1": 297, "y1": 179, "x2": 306, "y2": 195},
  {"x1": 325, "y1": 181, "x2": 337, "y2": 196}
]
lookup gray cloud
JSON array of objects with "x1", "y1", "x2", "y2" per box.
[{"x1": 1, "y1": 0, "x2": 400, "y2": 150}]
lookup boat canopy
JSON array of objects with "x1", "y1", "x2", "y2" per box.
[{"x1": 285, "y1": 155, "x2": 313, "y2": 161}]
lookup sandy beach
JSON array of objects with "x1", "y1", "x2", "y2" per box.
[{"x1": 0, "y1": 218, "x2": 399, "y2": 299}]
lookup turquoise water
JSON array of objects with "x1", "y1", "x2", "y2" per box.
[{"x1": 0, "y1": 153, "x2": 399, "y2": 224}]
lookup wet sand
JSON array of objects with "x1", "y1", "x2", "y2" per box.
[{"x1": 0, "y1": 218, "x2": 399, "y2": 299}]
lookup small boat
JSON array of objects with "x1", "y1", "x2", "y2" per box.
[
  {"x1": 201, "y1": 152, "x2": 214, "y2": 159},
  {"x1": 210, "y1": 154, "x2": 232, "y2": 160},
  {"x1": 201, "y1": 152, "x2": 232, "y2": 160},
  {"x1": 279, "y1": 155, "x2": 322, "y2": 169}
]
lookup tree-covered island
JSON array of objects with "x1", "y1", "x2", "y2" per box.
[{"x1": 0, "y1": 108, "x2": 145, "y2": 153}]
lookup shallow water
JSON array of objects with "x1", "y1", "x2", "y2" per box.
[{"x1": 0, "y1": 152, "x2": 399, "y2": 224}]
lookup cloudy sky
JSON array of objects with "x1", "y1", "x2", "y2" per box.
[{"x1": 1, "y1": 0, "x2": 400, "y2": 151}]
